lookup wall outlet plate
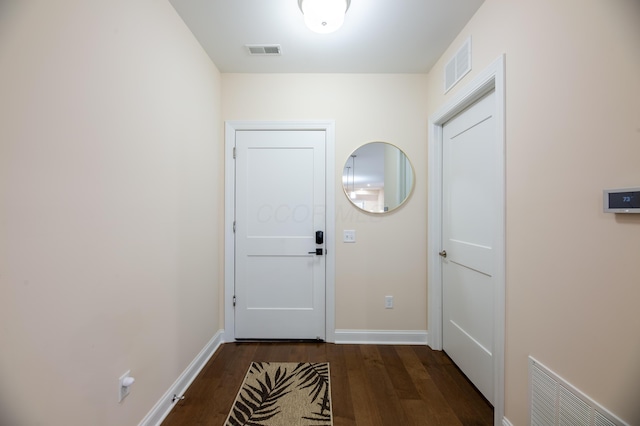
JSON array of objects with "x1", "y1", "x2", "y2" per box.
[
  {"x1": 118, "y1": 370, "x2": 132, "y2": 402},
  {"x1": 385, "y1": 296, "x2": 393, "y2": 309}
]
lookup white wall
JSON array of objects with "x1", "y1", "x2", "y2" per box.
[
  {"x1": 0, "y1": 1, "x2": 223, "y2": 424},
  {"x1": 426, "y1": 0, "x2": 640, "y2": 424},
  {"x1": 223, "y1": 74, "x2": 428, "y2": 332}
]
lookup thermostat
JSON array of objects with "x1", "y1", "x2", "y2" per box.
[{"x1": 603, "y1": 187, "x2": 640, "y2": 213}]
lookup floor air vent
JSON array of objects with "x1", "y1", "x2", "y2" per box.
[
  {"x1": 529, "y1": 357, "x2": 628, "y2": 426},
  {"x1": 245, "y1": 44, "x2": 282, "y2": 55},
  {"x1": 444, "y1": 37, "x2": 471, "y2": 93}
]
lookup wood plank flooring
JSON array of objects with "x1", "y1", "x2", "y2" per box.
[{"x1": 161, "y1": 342, "x2": 493, "y2": 426}]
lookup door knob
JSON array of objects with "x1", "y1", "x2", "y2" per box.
[
  {"x1": 308, "y1": 248, "x2": 323, "y2": 255},
  {"x1": 439, "y1": 250, "x2": 447, "y2": 258}
]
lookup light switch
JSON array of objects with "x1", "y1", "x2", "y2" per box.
[{"x1": 343, "y1": 230, "x2": 356, "y2": 243}]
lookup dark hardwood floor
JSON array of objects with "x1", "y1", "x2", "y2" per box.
[{"x1": 161, "y1": 342, "x2": 493, "y2": 426}]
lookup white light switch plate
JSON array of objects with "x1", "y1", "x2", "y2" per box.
[{"x1": 343, "y1": 230, "x2": 356, "y2": 243}]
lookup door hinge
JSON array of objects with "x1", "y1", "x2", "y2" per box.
[
  {"x1": 233, "y1": 221, "x2": 236, "y2": 233},
  {"x1": 233, "y1": 147, "x2": 236, "y2": 159},
  {"x1": 233, "y1": 295, "x2": 236, "y2": 307}
]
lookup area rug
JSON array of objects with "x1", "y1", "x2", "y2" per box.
[{"x1": 225, "y1": 362, "x2": 332, "y2": 426}]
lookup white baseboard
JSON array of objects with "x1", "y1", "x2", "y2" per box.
[
  {"x1": 138, "y1": 329, "x2": 225, "y2": 426},
  {"x1": 334, "y1": 329, "x2": 428, "y2": 345},
  {"x1": 502, "y1": 417, "x2": 513, "y2": 426}
]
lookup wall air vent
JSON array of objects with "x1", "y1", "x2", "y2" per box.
[
  {"x1": 444, "y1": 37, "x2": 471, "y2": 93},
  {"x1": 245, "y1": 44, "x2": 282, "y2": 56},
  {"x1": 529, "y1": 357, "x2": 629, "y2": 426}
]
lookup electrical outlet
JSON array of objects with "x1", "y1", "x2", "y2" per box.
[
  {"x1": 118, "y1": 370, "x2": 133, "y2": 402},
  {"x1": 385, "y1": 296, "x2": 393, "y2": 309}
]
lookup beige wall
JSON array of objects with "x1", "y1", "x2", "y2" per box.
[
  {"x1": 425, "y1": 0, "x2": 640, "y2": 424},
  {"x1": 223, "y1": 74, "x2": 428, "y2": 331},
  {"x1": 4, "y1": 0, "x2": 639, "y2": 424},
  {"x1": 0, "y1": 1, "x2": 223, "y2": 425}
]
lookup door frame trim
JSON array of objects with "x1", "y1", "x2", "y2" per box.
[
  {"x1": 223, "y1": 120, "x2": 336, "y2": 343},
  {"x1": 427, "y1": 55, "x2": 505, "y2": 423}
]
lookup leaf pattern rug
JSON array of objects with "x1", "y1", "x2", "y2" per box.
[{"x1": 225, "y1": 362, "x2": 332, "y2": 426}]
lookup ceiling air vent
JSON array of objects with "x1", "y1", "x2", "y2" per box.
[
  {"x1": 245, "y1": 44, "x2": 282, "y2": 56},
  {"x1": 444, "y1": 37, "x2": 471, "y2": 93}
]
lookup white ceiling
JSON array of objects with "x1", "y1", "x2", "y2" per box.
[{"x1": 168, "y1": 0, "x2": 484, "y2": 73}]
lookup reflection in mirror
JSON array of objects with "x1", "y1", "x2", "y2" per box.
[{"x1": 342, "y1": 142, "x2": 414, "y2": 213}]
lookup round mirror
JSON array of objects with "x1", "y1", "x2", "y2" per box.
[{"x1": 342, "y1": 142, "x2": 414, "y2": 213}]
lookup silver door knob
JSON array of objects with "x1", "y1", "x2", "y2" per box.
[{"x1": 439, "y1": 250, "x2": 447, "y2": 258}]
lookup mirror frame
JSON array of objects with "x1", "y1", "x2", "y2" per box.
[{"x1": 342, "y1": 141, "x2": 415, "y2": 214}]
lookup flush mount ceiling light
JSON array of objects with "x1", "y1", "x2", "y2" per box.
[{"x1": 298, "y1": 0, "x2": 351, "y2": 34}]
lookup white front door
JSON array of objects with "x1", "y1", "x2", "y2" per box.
[
  {"x1": 234, "y1": 129, "x2": 326, "y2": 340},
  {"x1": 442, "y1": 89, "x2": 497, "y2": 404}
]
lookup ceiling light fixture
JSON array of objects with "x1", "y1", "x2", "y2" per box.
[{"x1": 298, "y1": 0, "x2": 351, "y2": 34}]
